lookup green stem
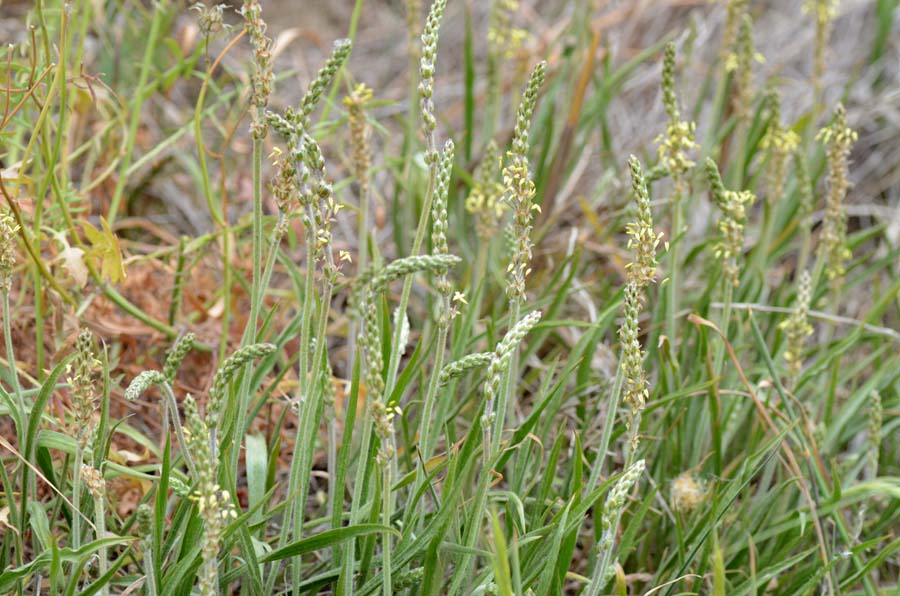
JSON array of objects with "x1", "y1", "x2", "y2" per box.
[
  {"x1": 160, "y1": 383, "x2": 197, "y2": 478},
  {"x1": 409, "y1": 305, "x2": 450, "y2": 530},
  {"x1": 283, "y1": 195, "x2": 336, "y2": 589},
  {"x1": 220, "y1": 228, "x2": 232, "y2": 361},
  {"x1": 142, "y1": 540, "x2": 158, "y2": 596},
  {"x1": 381, "y1": 461, "x2": 393, "y2": 596},
  {"x1": 586, "y1": 513, "x2": 620, "y2": 596},
  {"x1": 289, "y1": 277, "x2": 334, "y2": 586},
  {"x1": 708, "y1": 280, "x2": 733, "y2": 474},
  {"x1": 713, "y1": 281, "x2": 734, "y2": 376},
  {"x1": 340, "y1": 402, "x2": 374, "y2": 594},
  {"x1": 2, "y1": 293, "x2": 24, "y2": 430},
  {"x1": 275, "y1": 222, "x2": 315, "y2": 585},
  {"x1": 666, "y1": 184, "x2": 683, "y2": 367},
  {"x1": 72, "y1": 444, "x2": 83, "y2": 550},
  {"x1": 418, "y1": 321, "x2": 449, "y2": 464},
  {"x1": 797, "y1": 210, "x2": 813, "y2": 276},
  {"x1": 585, "y1": 364, "x2": 623, "y2": 495},
  {"x1": 228, "y1": 132, "x2": 266, "y2": 475},
  {"x1": 94, "y1": 494, "x2": 108, "y2": 596},
  {"x1": 384, "y1": 169, "x2": 436, "y2": 394},
  {"x1": 107, "y1": 1, "x2": 167, "y2": 224},
  {"x1": 448, "y1": 452, "x2": 491, "y2": 596},
  {"x1": 493, "y1": 299, "x2": 521, "y2": 457},
  {"x1": 3, "y1": 292, "x2": 26, "y2": 572}
]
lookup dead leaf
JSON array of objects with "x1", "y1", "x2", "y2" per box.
[
  {"x1": 0, "y1": 506, "x2": 17, "y2": 536},
  {"x1": 82, "y1": 216, "x2": 126, "y2": 284},
  {"x1": 58, "y1": 246, "x2": 88, "y2": 287},
  {"x1": 0, "y1": 161, "x2": 32, "y2": 185}
]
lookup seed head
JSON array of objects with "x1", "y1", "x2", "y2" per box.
[
  {"x1": 192, "y1": 3, "x2": 229, "y2": 38},
  {"x1": 207, "y1": 343, "x2": 276, "y2": 426},
  {"x1": 81, "y1": 464, "x2": 106, "y2": 500},
  {"x1": 482, "y1": 311, "x2": 542, "y2": 427},
  {"x1": 405, "y1": 0, "x2": 423, "y2": 60},
  {"x1": 804, "y1": 0, "x2": 839, "y2": 100},
  {"x1": 656, "y1": 120, "x2": 698, "y2": 180},
  {"x1": 671, "y1": 472, "x2": 707, "y2": 512},
  {"x1": 620, "y1": 282, "x2": 648, "y2": 426},
  {"x1": 466, "y1": 141, "x2": 507, "y2": 239},
  {"x1": 725, "y1": 14, "x2": 764, "y2": 123},
  {"x1": 371, "y1": 399, "x2": 401, "y2": 466},
  {"x1": 488, "y1": 0, "x2": 528, "y2": 59},
  {"x1": 240, "y1": 0, "x2": 274, "y2": 136},
  {"x1": 705, "y1": 158, "x2": 755, "y2": 287},
  {"x1": 721, "y1": 0, "x2": 749, "y2": 60},
  {"x1": 0, "y1": 211, "x2": 18, "y2": 293},
  {"x1": 597, "y1": 459, "x2": 645, "y2": 553},
  {"x1": 779, "y1": 270, "x2": 813, "y2": 379},
  {"x1": 68, "y1": 329, "x2": 100, "y2": 449},
  {"x1": 136, "y1": 503, "x2": 153, "y2": 540},
  {"x1": 439, "y1": 352, "x2": 492, "y2": 386},
  {"x1": 432, "y1": 140, "x2": 454, "y2": 296},
  {"x1": 395, "y1": 566, "x2": 426, "y2": 590},
  {"x1": 163, "y1": 333, "x2": 196, "y2": 383},
  {"x1": 760, "y1": 91, "x2": 799, "y2": 204},
  {"x1": 370, "y1": 254, "x2": 461, "y2": 294},
  {"x1": 816, "y1": 103, "x2": 856, "y2": 285},
  {"x1": 124, "y1": 370, "x2": 167, "y2": 402},
  {"x1": 510, "y1": 61, "x2": 546, "y2": 162},
  {"x1": 804, "y1": 0, "x2": 839, "y2": 21},
  {"x1": 625, "y1": 156, "x2": 661, "y2": 288},
  {"x1": 293, "y1": 135, "x2": 344, "y2": 281},
  {"x1": 657, "y1": 43, "x2": 698, "y2": 179},
  {"x1": 300, "y1": 39, "x2": 353, "y2": 125},
  {"x1": 419, "y1": 0, "x2": 448, "y2": 158},
  {"x1": 270, "y1": 147, "x2": 299, "y2": 214},
  {"x1": 358, "y1": 289, "x2": 385, "y2": 407},
  {"x1": 503, "y1": 62, "x2": 547, "y2": 302},
  {"x1": 343, "y1": 84, "x2": 374, "y2": 200},
  {"x1": 661, "y1": 42, "x2": 680, "y2": 122},
  {"x1": 795, "y1": 151, "x2": 814, "y2": 220},
  {"x1": 183, "y1": 394, "x2": 236, "y2": 596}
]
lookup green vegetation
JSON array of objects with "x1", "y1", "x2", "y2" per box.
[{"x1": 0, "y1": 0, "x2": 897, "y2": 594}]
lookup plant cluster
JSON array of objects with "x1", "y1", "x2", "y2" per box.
[{"x1": 0, "y1": 1, "x2": 896, "y2": 595}]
